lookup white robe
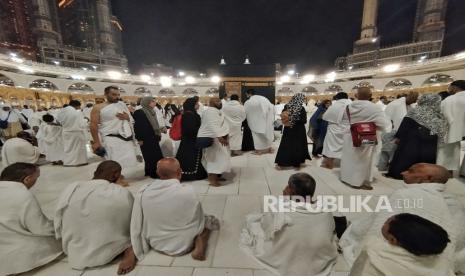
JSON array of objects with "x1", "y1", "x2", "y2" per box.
[
  {"x1": 222, "y1": 100, "x2": 246, "y2": 151},
  {"x1": 54, "y1": 179, "x2": 133, "y2": 269},
  {"x1": 131, "y1": 179, "x2": 206, "y2": 259},
  {"x1": 28, "y1": 111, "x2": 46, "y2": 128},
  {"x1": 437, "y1": 91, "x2": 465, "y2": 171},
  {"x1": 341, "y1": 183, "x2": 460, "y2": 268},
  {"x1": 384, "y1": 97, "x2": 410, "y2": 131},
  {"x1": 36, "y1": 123, "x2": 64, "y2": 162},
  {"x1": 198, "y1": 107, "x2": 231, "y2": 174},
  {"x1": 340, "y1": 100, "x2": 391, "y2": 187},
  {"x1": 240, "y1": 205, "x2": 338, "y2": 276},
  {"x1": 56, "y1": 106, "x2": 88, "y2": 166},
  {"x1": 99, "y1": 103, "x2": 138, "y2": 168},
  {"x1": 21, "y1": 108, "x2": 34, "y2": 119},
  {"x1": 350, "y1": 236, "x2": 455, "y2": 276},
  {"x1": 1, "y1": 137, "x2": 40, "y2": 167},
  {"x1": 0, "y1": 181, "x2": 62, "y2": 275},
  {"x1": 244, "y1": 95, "x2": 275, "y2": 150},
  {"x1": 322, "y1": 99, "x2": 351, "y2": 159}
]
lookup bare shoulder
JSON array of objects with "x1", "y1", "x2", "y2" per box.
[{"x1": 92, "y1": 102, "x2": 108, "y2": 113}]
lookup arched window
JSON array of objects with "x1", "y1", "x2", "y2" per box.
[
  {"x1": 29, "y1": 79, "x2": 58, "y2": 91},
  {"x1": 277, "y1": 87, "x2": 293, "y2": 95},
  {"x1": 134, "y1": 87, "x2": 152, "y2": 95},
  {"x1": 68, "y1": 83, "x2": 94, "y2": 93},
  {"x1": 0, "y1": 74, "x2": 14, "y2": 86},
  {"x1": 325, "y1": 84, "x2": 343, "y2": 93},
  {"x1": 384, "y1": 78, "x2": 413, "y2": 90},
  {"x1": 352, "y1": 81, "x2": 374, "y2": 91},
  {"x1": 183, "y1": 88, "x2": 198, "y2": 95},
  {"x1": 422, "y1": 74, "x2": 453, "y2": 86},
  {"x1": 159, "y1": 88, "x2": 175, "y2": 95},
  {"x1": 205, "y1": 88, "x2": 219, "y2": 95},
  {"x1": 301, "y1": 86, "x2": 318, "y2": 94}
]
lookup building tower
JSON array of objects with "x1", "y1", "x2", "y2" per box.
[
  {"x1": 32, "y1": 0, "x2": 62, "y2": 48},
  {"x1": 353, "y1": 0, "x2": 380, "y2": 54},
  {"x1": 95, "y1": 0, "x2": 117, "y2": 56},
  {"x1": 414, "y1": 0, "x2": 448, "y2": 42}
]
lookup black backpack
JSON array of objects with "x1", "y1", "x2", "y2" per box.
[{"x1": 0, "y1": 111, "x2": 11, "y2": 129}]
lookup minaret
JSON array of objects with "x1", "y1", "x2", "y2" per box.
[
  {"x1": 414, "y1": 0, "x2": 448, "y2": 42},
  {"x1": 353, "y1": 0, "x2": 380, "y2": 54},
  {"x1": 96, "y1": 0, "x2": 117, "y2": 55},
  {"x1": 32, "y1": 0, "x2": 62, "y2": 48}
]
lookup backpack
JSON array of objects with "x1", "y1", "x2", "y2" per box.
[
  {"x1": 0, "y1": 111, "x2": 11, "y2": 129},
  {"x1": 169, "y1": 114, "x2": 182, "y2": 141},
  {"x1": 346, "y1": 106, "x2": 377, "y2": 147}
]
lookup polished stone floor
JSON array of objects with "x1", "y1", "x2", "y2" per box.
[{"x1": 17, "y1": 140, "x2": 465, "y2": 276}]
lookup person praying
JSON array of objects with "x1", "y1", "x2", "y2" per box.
[
  {"x1": 54, "y1": 161, "x2": 136, "y2": 275},
  {"x1": 1, "y1": 131, "x2": 40, "y2": 167},
  {"x1": 131, "y1": 158, "x2": 220, "y2": 261},
  {"x1": 244, "y1": 89, "x2": 275, "y2": 155},
  {"x1": 0, "y1": 163, "x2": 62, "y2": 275}
]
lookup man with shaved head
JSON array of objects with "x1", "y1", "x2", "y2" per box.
[
  {"x1": 197, "y1": 97, "x2": 231, "y2": 186},
  {"x1": 55, "y1": 161, "x2": 136, "y2": 274},
  {"x1": 340, "y1": 87, "x2": 391, "y2": 190},
  {"x1": 340, "y1": 163, "x2": 465, "y2": 273},
  {"x1": 131, "y1": 158, "x2": 219, "y2": 261}
]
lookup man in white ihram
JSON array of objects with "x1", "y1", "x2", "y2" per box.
[
  {"x1": 244, "y1": 89, "x2": 275, "y2": 154},
  {"x1": 90, "y1": 86, "x2": 139, "y2": 174},
  {"x1": 222, "y1": 94, "x2": 246, "y2": 156},
  {"x1": 56, "y1": 100, "x2": 88, "y2": 166}
]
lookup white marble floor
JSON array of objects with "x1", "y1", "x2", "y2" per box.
[{"x1": 20, "y1": 140, "x2": 465, "y2": 276}]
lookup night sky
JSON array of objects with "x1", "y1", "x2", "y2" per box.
[{"x1": 112, "y1": 0, "x2": 465, "y2": 74}]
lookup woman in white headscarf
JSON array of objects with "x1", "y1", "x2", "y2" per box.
[
  {"x1": 275, "y1": 93, "x2": 311, "y2": 169},
  {"x1": 133, "y1": 97, "x2": 164, "y2": 178},
  {"x1": 0, "y1": 104, "x2": 28, "y2": 140}
]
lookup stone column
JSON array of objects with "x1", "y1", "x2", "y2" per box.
[
  {"x1": 360, "y1": 0, "x2": 378, "y2": 39},
  {"x1": 96, "y1": 0, "x2": 116, "y2": 55}
]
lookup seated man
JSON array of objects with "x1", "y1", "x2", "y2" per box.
[
  {"x1": 350, "y1": 213, "x2": 453, "y2": 276},
  {"x1": 54, "y1": 161, "x2": 136, "y2": 275},
  {"x1": 340, "y1": 163, "x2": 465, "y2": 273},
  {"x1": 0, "y1": 163, "x2": 62, "y2": 275},
  {"x1": 131, "y1": 158, "x2": 219, "y2": 261},
  {"x1": 1, "y1": 131, "x2": 40, "y2": 167},
  {"x1": 240, "y1": 173, "x2": 338, "y2": 276}
]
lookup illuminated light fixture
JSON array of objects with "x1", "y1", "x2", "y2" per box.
[
  {"x1": 140, "y1": 74, "x2": 151, "y2": 82},
  {"x1": 244, "y1": 55, "x2": 251, "y2": 65},
  {"x1": 383, "y1": 64, "x2": 400, "y2": 73},
  {"x1": 348, "y1": 66, "x2": 354, "y2": 70},
  {"x1": 287, "y1": 70, "x2": 295, "y2": 75},
  {"x1": 420, "y1": 55, "x2": 427, "y2": 60},
  {"x1": 53, "y1": 61, "x2": 60, "y2": 65},
  {"x1": 280, "y1": 75, "x2": 290, "y2": 83},
  {"x1": 160, "y1": 76, "x2": 172, "y2": 87},
  {"x1": 107, "y1": 70, "x2": 122, "y2": 79},
  {"x1": 325, "y1": 71, "x2": 336, "y2": 82},
  {"x1": 210, "y1": 76, "x2": 221, "y2": 83},
  {"x1": 185, "y1": 76, "x2": 196, "y2": 84},
  {"x1": 371, "y1": 38, "x2": 378, "y2": 43},
  {"x1": 300, "y1": 74, "x2": 315, "y2": 84},
  {"x1": 455, "y1": 52, "x2": 465, "y2": 60},
  {"x1": 17, "y1": 65, "x2": 34, "y2": 74},
  {"x1": 11, "y1": 57, "x2": 24, "y2": 63},
  {"x1": 276, "y1": 81, "x2": 283, "y2": 85},
  {"x1": 9, "y1": 52, "x2": 17, "y2": 57},
  {"x1": 178, "y1": 82, "x2": 186, "y2": 86},
  {"x1": 91, "y1": 65, "x2": 97, "y2": 70},
  {"x1": 71, "y1": 75, "x2": 86, "y2": 80},
  {"x1": 178, "y1": 71, "x2": 185, "y2": 77},
  {"x1": 220, "y1": 56, "x2": 226, "y2": 65}
]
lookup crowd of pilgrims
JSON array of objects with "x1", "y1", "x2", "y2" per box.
[{"x1": 0, "y1": 81, "x2": 464, "y2": 275}]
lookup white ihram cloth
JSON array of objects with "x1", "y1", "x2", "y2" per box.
[
  {"x1": 131, "y1": 179, "x2": 206, "y2": 259},
  {"x1": 375, "y1": 100, "x2": 386, "y2": 111},
  {"x1": 198, "y1": 107, "x2": 231, "y2": 174},
  {"x1": 437, "y1": 91, "x2": 465, "y2": 171},
  {"x1": 341, "y1": 183, "x2": 463, "y2": 271},
  {"x1": 350, "y1": 235, "x2": 455, "y2": 276},
  {"x1": 56, "y1": 106, "x2": 88, "y2": 166},
  {"x1": 28, "y1": 110, "x2": 46, "y2": 128},
  {"x1": 240, "y1": 204, "x2": 338, "y2": 276},
  {"x1": 54, "y1": 179, "x2": 133, "y2": 269},
  {"x1": 322, "y1": 98, "x2": 351, "y2": 159},
  {"x1": 340, "y1": 101, "x2": 391, "y2": 187},
  {"x1": 36, "y1": 123, "x2": 64, "y2": 162},
  {"x1": 0, "y1": 181, "x2": 62, "y2": 275},
  {"x1": 384, "y1": 97, "x2": 411, "y2": 131},
  {"x1": 1, "y1": 137, "x2": 40, "y2": 167},
  {"x1": 244, "y1": 95, "x2": 275, "y2": 150},
  {"x1": 222, "y1": 100, "x2": 246, "y2": 151},
  {"x1": 99, "y1": 103, "x2": 138, "y2": 167}
]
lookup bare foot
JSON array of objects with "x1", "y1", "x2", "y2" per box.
[
  {"x1": 208, "y1": 175, "x2": 221, "y2": 187},
  {"x1": 252, "y1": 150, "x2": 263, "y2": 155},
  {"x1": 357, "y1": 184, "x2": 373, "y2": 190},
  {"x1": 117, "y1": 247, "x2": 137, "y2": 275},
  {"x1": 191, "y1": 228, "x2": 211, "y2": 261}
]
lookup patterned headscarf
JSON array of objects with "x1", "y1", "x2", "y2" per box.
[
  {"x1": 140, "y1": 96, "x2": 161, "y2": 136},
  {"x1": 287, "y1": 93, "x2": 306, "y2": 127},
  {"x1": 406, "y1": 93, "x2": 448, "y2": 143}
]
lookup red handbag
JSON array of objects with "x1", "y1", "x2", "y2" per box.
[
  {"x1": 346, "y1": 106, "x2": 378, "y2": 147},
  {"x1": 169, "y1": 114, "x2": 182, "y2": 141}
]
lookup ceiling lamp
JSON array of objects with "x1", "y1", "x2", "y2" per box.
[
  {"x1": 160, "y1": 76, "x2": 172, "y2": 87},
  {"x1": 185, "y1": 76, "x2": 196, "y2": 84},
  {"x1": 107, "y1": 71, "x2": 122, "y2": 79},
  {"x1": 140, "y1": 74, "x2": 151, "y2": 82},
  {"x1": 244, "y1": 55, "x2": 251, "y2": 65},
  {"x1": 280, "y1": 75, "x2": 290, "y2": 83},
  {"x1": 211, "y1": 76, "x2": 221, "y2": 83},
  {"x1": 220, "y1": 56, "x2": 226, "y2": 65},
  {"x1": 383, "y1": 64, "x2": 400, "y2": 73}
]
